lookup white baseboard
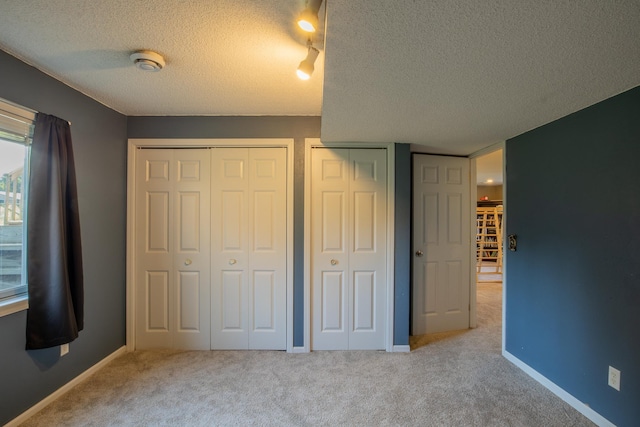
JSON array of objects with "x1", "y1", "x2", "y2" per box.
[
  {"x1": 291, "y1": 346, "x2": 309, "y2": 354},
  {"x1": 6, "y1": 346, "x2": 127, "y2": 427},
  {"x1": 392, "y1": 345, "x2": 411, "y2": 353},
  {"x1": 503, "y1": 350, "x2": 615, "y2": 427}
]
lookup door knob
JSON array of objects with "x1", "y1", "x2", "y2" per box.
[
  {"x1": 330, "y1": 259, "x2": 338, "y2": 265},
  {"x1": 415, "y1": 250, "x2": 423, "y2": 257},
  {"x1": 229, "y1": 259, "x2": 237, "y2": 265},
  {"x1": 184, "y1": 259, "x2": 192, "y2": 266}
]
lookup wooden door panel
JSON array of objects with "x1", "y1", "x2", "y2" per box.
[
  {"x1": 146, "y1": 270, "x2": 169, "y2": 331},
  {"x1": 177, "y1": 271, "x2": 200, "y2": 331},
  {"x1": 136, "y1": 149, "x2": 211, "y2": 350},
  {"x1": 321, "y1": 271, "x2": 345, "y2": 332},
  {"x1": 412, "y1": 154, "x2": 470, "y2": 335},
  {"x1": 212, "y1": 147, "x2": 287, "y2": 350},
  {"x1": 312, "y1": 148, "x2": 386, "y2": 350},
  {"x1": 252, "y1": 270, "x2": 275, "y2": 330},
  {"x1": 178, "y1": 192, "x2": 201, "y2": 252},
  {"x1": 352, "y1": 271, "x2": 375, "y2": 331}
]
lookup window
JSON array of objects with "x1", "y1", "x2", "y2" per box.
[{"x1": 0, "y1": 98, "x2": 35, "y2": 316}]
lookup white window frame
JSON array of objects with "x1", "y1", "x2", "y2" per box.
[{"x1": 0, "y1": 97, "x2": 35, "y2": 317}]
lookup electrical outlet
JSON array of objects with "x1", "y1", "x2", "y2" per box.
[
  {"x1": 608, "y1": 366, "x2": 620, "y2": 391},
  {"x1": 60, "y1": 343, "x2": 69, "y2": 357}
]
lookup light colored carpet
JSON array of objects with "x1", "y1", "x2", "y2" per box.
[{"x1": 20, "y1": 283, "x2": 593, "y2": 426}]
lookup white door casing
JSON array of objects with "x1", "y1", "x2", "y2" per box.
[
  {"x1": 211, "y1": 147, "x2": 287, "y2": 350},
  {"x1": 311, "y1": 148, "x2": 387, "y2": 350},
  {"x1": 412, "y1": 154, "x2": 470, "y2": 335},
  {"x1": 135, "y1": 148, "x2": 211, "y2": 350}
]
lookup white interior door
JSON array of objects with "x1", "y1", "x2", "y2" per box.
[
  {"x1": 311, "y1": 148, "x2": 387, "y2": 350},
  {"x1": 135, "y1": 148, "x2": 211, "y2": 349},
  {"x1": 412, "y1": 154, "x2": 470, "y2": 335},
  {"x1": 211, "y1": 148, "x2": 287, "y2": 350}
]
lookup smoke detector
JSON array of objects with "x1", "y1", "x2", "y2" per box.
[{"x1": 130, "y1": 50, "x2": 165, "y2": 72}]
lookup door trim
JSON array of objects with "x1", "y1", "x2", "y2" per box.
[
  {"x1": 303, "y1": 139, "x2": 395, "y2": 352},
  {"x1": 126, "y1": 138, "x2": 294, "y2": 352}
]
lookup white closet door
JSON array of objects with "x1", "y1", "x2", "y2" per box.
[
  {"x1": 348, "y1": 149, "x2": 387, "y2": 350},
  {"x1": 211, "y1": 148, "x2": 287, "y2": 350},
  {"x1": 311, "y1": 148, "x2": 387, "y2": 350},
  {"x1": 247, "y1": 148, "x2": 287, "y2": 349},
  {"x1": 135, "y1": 149, "x2": 211, "y2": 350},
  {"x1": 412, "y1": 154, "x2": 470, "y2": 335},
  {"x1": 311, "y1": 148, "x2": 350, "y2": 350}
]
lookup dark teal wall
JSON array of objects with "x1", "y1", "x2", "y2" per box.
[
  {"x1": 505, "y1": 86, "x2": 640, "y2": 426},
  {"x1": 0, "y1": 50, "x2": 128, "y2": 425}
]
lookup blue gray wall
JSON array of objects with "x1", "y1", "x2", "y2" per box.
[
  {"x1": 0, "y1": 50, "x2": 128, "y2": 425},
  {"x1": 505, "y1": 86, "x2": 640, "y2": 426},
  {"x1": 394, "y1": 144, "x2": 411, "y2": 346}
]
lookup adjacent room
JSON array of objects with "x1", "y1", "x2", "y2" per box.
[{"x1": 1, "y1": 1, "x2": 638, "y2": 426}]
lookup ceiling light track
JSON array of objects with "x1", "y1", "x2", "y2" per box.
[{"x1": 295, "y1": 0, "x2": 324, "y2": 80}]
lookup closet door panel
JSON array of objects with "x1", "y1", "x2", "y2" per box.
[
  {"x1": 136, "y1": 149, "x2": 211, "y2": 350},
  {"x1": 248, "y1": 148, "x2": 286, "y2": 350}
]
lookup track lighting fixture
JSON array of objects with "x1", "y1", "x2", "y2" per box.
[
  {"x1": 297, "y1": 44, "x2": 320, "y2": 80},
  {"x1": 297, "y1": 0, "x2": 323, "y2": 33}
]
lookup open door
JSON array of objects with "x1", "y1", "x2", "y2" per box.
[{"x1": 412, "y1": 154, "x2": 470, "y2": 335}]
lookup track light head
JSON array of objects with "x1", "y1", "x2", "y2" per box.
[
  {"x1": 297, "y1": 46, "x2": 320, "y2": 80},
  {"x1": 297, "y1": 7, "x2": 319, "y2": 32}
]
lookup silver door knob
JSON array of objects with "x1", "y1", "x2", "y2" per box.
[
  {"x1": 415, "y1": 250, "x2": 423, "y2": 257},
  {"x1": 330, "y1": 259, "x2": 338, "y2": 265},
  {"x1": 229, "y1": 259, "x2": 237, "y2": 265},
  {"x1": 184, "y1": 259, "x2": 192, "y2": 265}
]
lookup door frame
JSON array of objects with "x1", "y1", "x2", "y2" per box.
[
  {"x1": 303, "y1": 139, "x2": 396, "y2": 352},
  {"x1": 468, "y1": 141, "x2": 505, "y2": 339},
  {"x1": 126, "y1": 138, "x2": 295, "y2": 352}
]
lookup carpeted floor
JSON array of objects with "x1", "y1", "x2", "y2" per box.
[{"x1": 20, "y1": 283, "x2": 594, "y2": 426}]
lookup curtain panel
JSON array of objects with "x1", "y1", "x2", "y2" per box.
[{"x1": 26, "y1": 113, "x2": 83, "y2": 350}]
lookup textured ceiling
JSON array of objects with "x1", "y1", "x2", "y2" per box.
[
  {"x1": 322, "y1": 1, "x2": 640, "y2": 154},
  {"x1": 0, "y1": 0, "x2": 324, "y2": 116},
  {"x1": 1, "y1": 1, "x2": 639, "y2": 155}
]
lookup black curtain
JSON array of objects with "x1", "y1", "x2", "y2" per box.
[{"x1": 26, "y1": 113, "x2": 83, "y2": 350}]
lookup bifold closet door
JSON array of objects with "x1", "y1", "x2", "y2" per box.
[
  {"x1": 311, "y1": 148, "x2": 387, "y2": 350},
  {"x1": 135, "y1": 149, "x2": 211, "y2": 350},
  {"x1": 211, "y1": 147, "x2": 287, "y2": 350}
]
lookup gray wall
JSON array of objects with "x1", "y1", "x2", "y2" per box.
[
  {"x1": 0, "y1": 50, "x2": 128, "y2": 425},
  {"x1": 505, "y1": 85, "x2": 640, "y2": 426}
]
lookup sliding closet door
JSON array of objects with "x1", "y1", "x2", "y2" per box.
[
  {"x1": 311, "y1": 148, "x2": 387, "y2": 350},
  {"x1": 211, "y1": 148, "x2": 287, "y2": 350},
  {"x1": 135, "y1": 149, "x2": 211, "y2": 350}
]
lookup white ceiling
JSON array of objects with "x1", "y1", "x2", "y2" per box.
[{"x1": 1, "y1": 1, "x2": 639, "y2": 155}]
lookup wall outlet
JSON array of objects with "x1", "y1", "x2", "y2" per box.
[
  {"x1": 608, "y1": 366, "x2": 620, "y2": 391},
  {"x1": 60, "y1": 343, "x2": 69, "y2": 357}
]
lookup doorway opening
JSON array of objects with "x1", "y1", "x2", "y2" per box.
[{"x1": 474, "y1": 148, "x2": 504, "y2": 335}]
